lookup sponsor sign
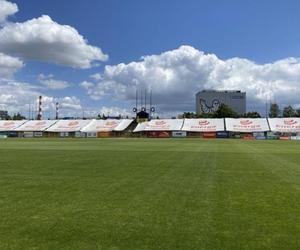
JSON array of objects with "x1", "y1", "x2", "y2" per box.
[
  {"x1": 82, "y1": 119, "x2": 133, "y2": 133},
  {"x1": 23, "y1": 132, "x2": 34, "y2": 138},
  {"x1": 182, "y1": 119, "x2": 225, "y2": 132},
  {"x1": 86, "y1": 132, "x2": 97, "y2": 138},
  {"x1": 0, "y1": 120, "x2": 26, "y2": 131},
  {"x1": 216, "y1": 131, "x2": 229, "y2": 138},
  {"x1": 279, "y1": 136, "x2": 290, "y2": 140},
  {"x1": 47, "y1": 120, "x2": 91, "y2": 132},
  {"x1": 172, "y1": 131, "x2": 187, "y2": 138},
  {"x1": 34, "y1": 132, "x2": 43, "y2": 137},
  {"x1": 143, "y1": 119, "x2": 183, "y2": 131},
  {"x1": 203, "y1": 132, "x2": 216, "y2": 138},
  {"x1": 268, "y1": 118, "x2": 300, "y2": 133},
  {"x1": 60, "y1": 132, "x2": 69, "y2": 137},
  {"x1": 291, "y1": 136, "x2": 300, "y2": 140},
  {"x1": 225, "y1": 118, "x2": 270, "y2": 132},
  {"x1": 16, "y1": 120, "x2": 57, "y2": 131},
  {"x1": 75, "y1": 132, "x2": 85, "y2": 138}
]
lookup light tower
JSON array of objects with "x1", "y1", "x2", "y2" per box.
[
  {"x1": 55, "y1": 102, "x2": 59, "y2": 119},
  {"x1": 37, "y1": 96, "x2": 42, "y2": 120}
]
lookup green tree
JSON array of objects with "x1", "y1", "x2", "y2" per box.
[
  {"x1": 12, "y1": 113, "x2": 26, "y2": 120},
  {"x1": 296, "y1": 108, "x2": 300, "y2": 117},
  {"x1": 269, "y1": 103, "x2": 280, "y2": 118},
  {"x1": 282, "y1": 105, "x2": 296, "y2": 117},
  {"x1": 242, "y1": 112, "x2": 261, "y2": 118},
  {"x1": 213, "y1": 104, "x2": 238, "y2": 118}
]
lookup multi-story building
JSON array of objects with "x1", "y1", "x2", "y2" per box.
[{"x1": 196, "y1": 90, "x2": 246, "y2": 115}]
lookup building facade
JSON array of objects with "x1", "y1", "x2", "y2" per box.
[{"x1": 196, "y1": 90, "x2": 246, "y2": 115}]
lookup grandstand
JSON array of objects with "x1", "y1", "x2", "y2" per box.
[
  {"x1": 15, "y1": 120, "x2": 57, "y2": 137},
  {"x1": 81, "y1": 119, "x2": 133, "y2": 137},
  {"x1": 0, "y1": 117, "x2": 299, "y2": 140}
]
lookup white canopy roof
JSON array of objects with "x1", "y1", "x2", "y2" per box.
[
  {"x1": 133, "y1": 122, "x2": 147, "y2": 132},
  {"x1": 81, "y1": 119, "x2": 133, "y2": 132},
  {"x1": 114, "y1": 119, "x2": 133, "y2": 131},
  {"x1": 225, "y1": 118, "x2": 270, "y2": 132},
  {"x1": 46, "y1": 120, "x2": 91, "y2": 132},
  {"x1": 182, "y1": 118, "x2": 225, "y2": 132},
  {"x1": 268, "y1": 118, "x2": 300, "y2": 133},
  {"x1": 15, "y1": 120, "x2": 57, "y2": 131},
  {"x1": 135, "y1": 119, "x2": 183, "y2": 131},
  {"x1": 0, "y1": 120, "x2": 27, "y2": 131}
]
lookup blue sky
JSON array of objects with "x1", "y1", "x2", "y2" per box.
[{"x1": 2, "y1": 0, "x2": 300, "y2": 117}]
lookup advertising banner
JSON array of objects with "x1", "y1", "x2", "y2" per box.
[
  {"x1": 81, "y1": 119, "x2": 121, "y2": 132},
  {"x1": 182, "y1": 119, "x2": 225, "y2": 132},
  {"x1": 47, "y1": 120, "x2": 91, "y2": 132},
  {"x1": 15, "y1": 120, "x2": 57, "y2": 131},
  {"x1": 143, "y1": 119, "x2": 183, "y2": 131},
  {"x1": 225, "y1": 118, "x2": 270, "y2": 132},
  {"x1": 0, "y1": 120, "x2": 27, "y2": 131},
  {"x1": 268, "y1": 118, "x2": 300, "y2": 133}
]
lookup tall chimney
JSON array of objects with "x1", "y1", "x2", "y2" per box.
[
  {"x1": 55, "y1": 102, "x2": 59, "y2": 120},
  {"x1": 37, "y1": 96, "x2": 42, "y2": 120}
]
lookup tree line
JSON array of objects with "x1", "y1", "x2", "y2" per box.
[
  {"x1": 0, "y1": 112, "x2": 26, "y2": 120},
  {"x1": 180, "y1": 103, "x2": 300, "y2": 118}
]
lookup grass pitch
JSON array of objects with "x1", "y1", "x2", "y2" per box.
[{"x1": 0, "y1": 138, "x2": 300, "y2": 249}]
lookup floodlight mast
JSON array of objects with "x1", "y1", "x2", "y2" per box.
[
  {"x1": 37, "y1": 96, "x2": 42, "y2": 120},
  {"x1": 56, "y1": 102, "x2": 59, "y2": 120}
]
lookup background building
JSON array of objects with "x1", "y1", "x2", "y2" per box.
[{"x1": 196, "y1": 90, "x2": 246, "y2": 115}]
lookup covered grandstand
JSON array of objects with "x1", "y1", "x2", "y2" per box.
[
  {"x1": 0, "y1": 120, "x2": 27, "y2": 137},
  {"x1": 46, "y1": 120, "x2": 91, "y2": 137},
  {"x1": 134, "y1": 119, "x2": 184, "y2": 137},
  {"x1": 81, "y1": 119, "x2": 133, "y2": 137},
  {"x1": 182, "y1": 118, "x2": 225, "y2": 138},
  {"x1": 268, "y1": 118, "x2": 300, "y2": 133},
  {"x1": 225, "y1": 118, "x2": 270, "y2": 139},
  {"x1": 0, "y1": 117, "x2": 299, "y2": 140},
  {"x1": 15, "y1": 120, "x2": 58, "y2": 137},
  {"x1": 268, "y1": 118, "x2": 300, "y2": 140}
]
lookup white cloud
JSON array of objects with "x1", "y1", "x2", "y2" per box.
[
  {"x1": 0, "y1": 15, "x2": 108, "y2": 68},
  {"x1": 0, "y1": 52, "x2": 23, "y2": 77},
  {"x1": 0, "y1": 80, "x2": 82, "y2": 117},
  {"x1": 59, "y1": 96, "x2": 82, "y2": 111},
  {"x1": 98, "y1": 106, "x2": 131, "y2": 117},
  {"x1": 38, "y1": 74, "x2": 70, "y2": 90},
  {"x1": 80, "y1": 80, "x2": 108, "y2": 100},
  {"x1": 0, "y1": 0, "x2": 18, "y2": 22},
  {"x1": 39, "y1": 79, "x2": 70, "y2": 90},
  {"x1": 90, "y1": 73, "x2": 102, "y2": 81},
  {"x1": 83, "y1": 45, "x2": 300, "y2": 113}
]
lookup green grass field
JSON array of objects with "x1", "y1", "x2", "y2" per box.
[{"x1": 1, "y1": 138, "x2": 300, "y2": 249}]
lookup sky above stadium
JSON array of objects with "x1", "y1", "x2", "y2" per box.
[{"x1": 1, "y1": 0, "x2": 300, "y2": 118}]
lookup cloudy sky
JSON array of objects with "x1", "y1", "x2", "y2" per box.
[{"x1": 1, "y1": 0, "x2": 300, "y2": 118}]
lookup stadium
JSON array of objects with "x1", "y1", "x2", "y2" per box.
[
  {"x1": 1, "y1": 90, "x2": 300, "y2": 249},
  {"x1": 1, "y1": 0, "x2": 300, "y2": 249},
  {"x1": 0, "y1": 117, "x2": 300, "y2": 140}
]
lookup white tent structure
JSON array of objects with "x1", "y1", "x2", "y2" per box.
[
  {"x1": 225, "y1": 118, "x2": 270, "y2": 132},
  {"x1": 114, "y1": 119, "x2": 134, "y2": 132},
  {"x1": 182, "y1": 119, "x2": 225, "y2": 132},
  {"x1": 0, "y1": 120, "x2": 27, "y2": 131},
  {"x1": 133, "y1": 122, "x2": 148, "y2": 133},
  {"x1": 133, "y1": 122, "x2": 147, "y2": 133},
  {"x1": 268, "y1": 118, "x2": 300, "y2": 133},
  {"x1": 81, "y1": 119, "x2": 133, "y2": 133},
  {"x1": 15, "y1": 120, "x2": 57, "y2": 132},
  {"x1": 46, "y1": 120, "x2": 91, "y2": 133},
  {"x1": 136, "y1": 119, "x2": 184, "y2": 132}
]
